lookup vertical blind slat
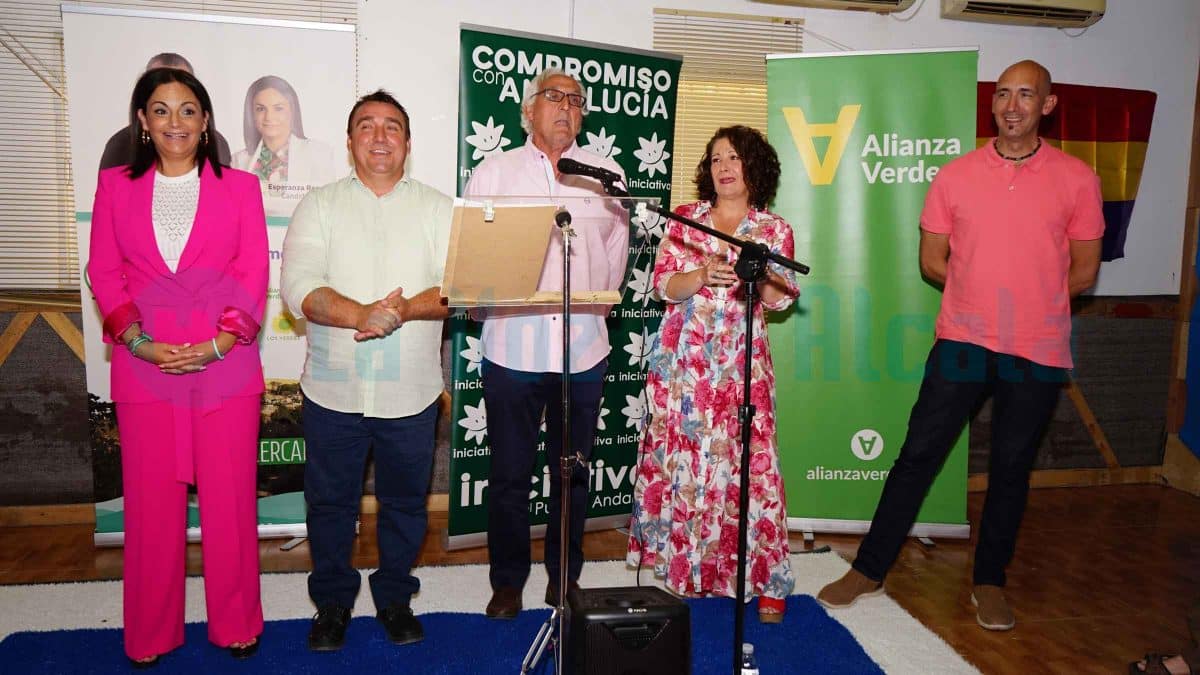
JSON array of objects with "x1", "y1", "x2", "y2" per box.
[{"x1": 654, "y1": 8, "x2": 803, "y2": 208}]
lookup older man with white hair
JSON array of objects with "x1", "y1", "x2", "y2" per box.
[{"x1": 464, "y1": 67, "x2": 629, "y2": 619}]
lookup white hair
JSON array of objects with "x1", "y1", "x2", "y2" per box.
[{"x1": 519, "y1": 67, "x2": 587, "y2": 134}]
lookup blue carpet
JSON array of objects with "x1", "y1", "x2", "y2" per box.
[{"x1": 0, "y1": 595, "x2": 881, "y2": 673}]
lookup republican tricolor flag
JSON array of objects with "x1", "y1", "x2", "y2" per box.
[{"x1": 977, "y1": 82, "x2": 1157, "y2": 262}]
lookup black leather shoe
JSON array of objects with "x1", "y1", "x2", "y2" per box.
[
  {"x1": 544, "y1": 580, "x2": 581, "y2": 607},
  {"x1": 377, "y1": 604, "x2": 424, "y2": 645},
  {"x1": 229, "y1": 637, "x2": 259, "y2": 660},
  {"x1": 485, "y1": 587, "x2": 522, "y2": 619},
  {"x1": 308, "y1": 605, "x2": 351, "y2": 652}
]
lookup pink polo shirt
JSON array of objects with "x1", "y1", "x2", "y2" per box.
[{"x1": 920, "y1": 140, "x2": 1104, "y2": 368}]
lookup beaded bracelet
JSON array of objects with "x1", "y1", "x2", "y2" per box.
[
  {"x1": 126, "y1": 333, "x2": 152, "y2": 354},
  {"x1": 211, "y1": 337, "x2": 225, "y2": 360}
]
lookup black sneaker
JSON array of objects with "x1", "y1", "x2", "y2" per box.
[
  {"x1": 377, "y1": 604, "x2": 424, "y2": 646},
  {"x1": 308, "y1": 605, "x2": 351, "y2": 652}
]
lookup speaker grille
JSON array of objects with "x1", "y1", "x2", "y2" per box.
[{"x1": 566, "y1": 586, "x2": 690, "y2": 675}]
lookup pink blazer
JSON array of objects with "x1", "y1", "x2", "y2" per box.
[{"x1": 89, "y1": 162, "x2": 269, "y2": 407}]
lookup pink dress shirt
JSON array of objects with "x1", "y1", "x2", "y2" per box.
[{"x1": 464, "y1": 139, "x2": 629, "y2": 373}]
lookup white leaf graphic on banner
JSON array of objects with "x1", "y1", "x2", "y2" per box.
[
  {"x1": 459, "y1": 336, "x2": 483, "y2": 374},
  {"x1": 596, "y1": 396, "x2": 610, "y2": 432},
  {"x1": 465, "y1": 116, "x2": 511, "y2": 160},
  {"x1": 634, "y1": 133, "x2": 670, "y2": 177},
  {"x1": 623, "y1": 329, "x2": 657, "y2": 368},
  {"x1": 582, "y1": 127, "x2": 622, "y2": 159},
  {"x1": 459, "y1": 400, "x2": 488, "y2": 444},
  {"x1": 626, "y1": 264, "x2": 653, "y2": 305},
  {"x1": 622, "y1": 391, "x2": 647, "y2": 431},
  {"x1": 634, "y1": 209, "x2": 665, "y2": 241}
]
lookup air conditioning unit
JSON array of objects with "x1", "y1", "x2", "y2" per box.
[
  {"x1": 941, "y1": 0, "x2": 1105, "y2": 27},
  {"x1": 756, "y1": 0, "x2": 917, "y2": 13}
]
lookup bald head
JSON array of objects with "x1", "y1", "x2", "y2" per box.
[
  {"x1": 999, "y1": 60, "x2": 1052, "y2": 96},
  {"x1": 991, "y1": 59, "x2": 1057, "y2": 153},
  {"x1": 145, "y1": 52, "x2": 194, "y2": 75}
]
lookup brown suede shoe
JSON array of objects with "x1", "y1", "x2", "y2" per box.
[
  {"x1": 817, "y1": 568, "x2": 885, "y2": 609},
  {"x1": 485, "y1": 587, "x2": 522, "y2": 619},
  {"x1": 544, "y1": 580, "x2": 581, "y2": 607},
  {"x1": 971, "y1": 584, "x2": 1015, "y2": 631}
]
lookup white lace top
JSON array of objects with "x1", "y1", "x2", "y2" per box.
[{"x1": 151, "y1": 167, "x2": 200, "y2": 272}]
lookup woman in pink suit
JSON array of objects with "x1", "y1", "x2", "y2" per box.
[{"x1": 88, "y1": 67, "x2": 268, "y2": 668}]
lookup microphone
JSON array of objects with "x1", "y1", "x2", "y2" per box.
[
  {"x1": 554, "y1": 209, "x2": 572, "y2": 228},
  {"x1": 557, "y1": 157, "x2": 622, "y2": 185}
]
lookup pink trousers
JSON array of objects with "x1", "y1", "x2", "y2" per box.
[{"x1": 116, "y1": 395, "x2": 263, "y2": 660}]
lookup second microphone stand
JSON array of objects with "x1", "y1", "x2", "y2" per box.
[
  {"x1": 601, "y1": 179, "x2": 809, "y2": 675},
  {"x1": 522, "y1": 208, "x2": 579, "y2": 675}
]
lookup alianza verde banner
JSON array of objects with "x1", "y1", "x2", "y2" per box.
[
  {"x1": 766, "y1": 48, "x2": 977, "y2": 536},
  {"x1": 449, "y1": 25, "x2": 680, "y2": 547}
]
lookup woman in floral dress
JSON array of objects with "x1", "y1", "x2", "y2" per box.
[{"x1": 627, "y1": 125, "x2": 800, "y2": 623}]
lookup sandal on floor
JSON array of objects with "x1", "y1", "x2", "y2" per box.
[
  {"x1": 229, "y1": 636, "x2": 260, "y2": 660},
  {"x1": 758, "y1": 596, "x2": 786, "y2": 624},
  {"x1": 128, "y1": 655, "x2": 159, "y2": 669},
  {"x1": 1128, "y1": 653, "x2": 1196, "y2": 675}
]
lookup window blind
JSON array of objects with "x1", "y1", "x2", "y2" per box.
[
  {"x1": 653, "y1": 8, "x2": 803, "y2": 208},
  {"x1": 0, "y1": 0, "x2": 355, "y2": 291}
]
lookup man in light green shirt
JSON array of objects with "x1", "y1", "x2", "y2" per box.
[{"x1": 280, "y1": 90, "x2": 450, "y2": 652}]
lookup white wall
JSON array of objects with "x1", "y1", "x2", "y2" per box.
[{"x1": 360, "y1": 0, "x2": 1200, "y2": 296}]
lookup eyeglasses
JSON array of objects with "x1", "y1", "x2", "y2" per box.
[{"x1": 535, "y1": 88, "x2": 585, "y2": 108}]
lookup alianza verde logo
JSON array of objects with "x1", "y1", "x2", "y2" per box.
[
  {"x1": 850, "y1": 428, "x2": 884, "y2": 461},
  {"x1": 782, "y1": 105, "x2": 860, "y2": 185},
  {"x1": 782, "y1": 104, "x2": 963, "y2": 186}
]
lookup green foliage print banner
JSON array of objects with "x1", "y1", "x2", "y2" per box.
[
  {"x1": 448, "y1": 25, "x2": 681, "y2": 546},
  {"x1": 766, "y1": 48, "x2": 977, "y2": 535}
]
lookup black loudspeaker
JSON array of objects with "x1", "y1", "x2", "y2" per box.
[{"x1": 564, "y1": 585, "x2": 690, "y2": 675}]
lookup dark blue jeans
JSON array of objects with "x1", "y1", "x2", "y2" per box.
[
  {"x1": 481, "y1": 358, "x2": 606, "y2": 591},
  {"x1": 852, "y1": 340, "x2": 1066, "y2": 587},
  {"x1": 303, "y1": 393, "x2": 437, "y2": 610}
]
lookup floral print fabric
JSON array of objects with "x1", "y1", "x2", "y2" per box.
[{"x1": 627, "y1": 201, "x2": 800, "y2": 600}]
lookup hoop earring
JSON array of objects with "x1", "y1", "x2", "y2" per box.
[{"x1": 140, "y1": 130, "x2": 151, "y2": 145}]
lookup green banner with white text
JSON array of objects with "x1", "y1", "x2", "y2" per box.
[
  {"x1": 448, "y1": 26, "x2": 680, "y2": 547},
  {"x1": 767, "y1": 48, "x2": 977, "y2": 534}
]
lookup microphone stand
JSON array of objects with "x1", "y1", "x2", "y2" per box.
[
  {"x1": 595, "y1": 177, "x2": 809, "y2": 675},
  {"x1": 522, "y1": 208, "x2": 579, "y2": 675}
]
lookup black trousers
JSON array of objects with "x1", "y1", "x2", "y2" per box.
[
  {"x1": 852, "y1": 340, "x2": 1065, "y2": 587},
  {"x1": 481, "y1": 358, "x2": 606, "y2": 591}
]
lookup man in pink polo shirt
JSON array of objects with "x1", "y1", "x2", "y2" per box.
[
  {"x1": 818, "y1": 60, "x2": 1104, "y2": 631},
  {"x1": 464, "y1": 67, "x2": 629, "y2": 619}
]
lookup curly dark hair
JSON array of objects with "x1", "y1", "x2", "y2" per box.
[{"x1": 694, "y1": 125, "x2": 781, "y2": 210}]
